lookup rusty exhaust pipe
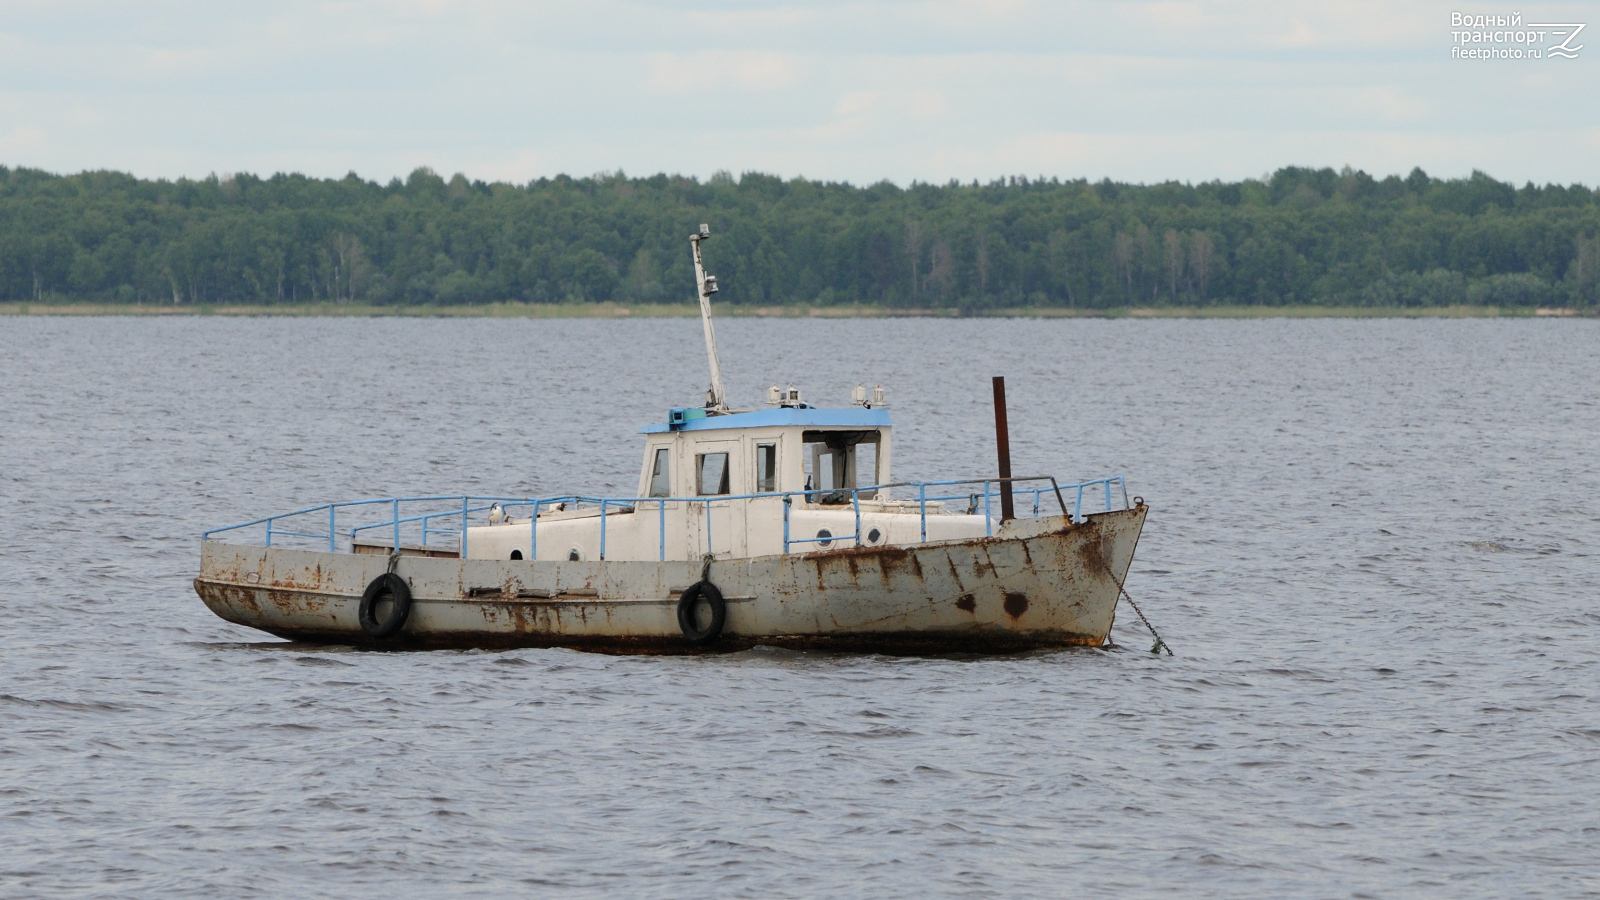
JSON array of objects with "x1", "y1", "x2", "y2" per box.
[{"x1": 992, "y1": 376, "x2": 1015, "y2": 522}]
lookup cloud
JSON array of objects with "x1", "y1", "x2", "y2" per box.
[
  {"x1": 0, "y1": 125, "x2": 51, "y2": 157},
  {"x1": 833, "y1": 91, "x2": 880, "y2": 118},
  {"x1": 0, "y1": 1, "x2": 1594, "y2": 185},
  {"x1": 649, "y1": 52, "x2": 801, "y2": 93}
]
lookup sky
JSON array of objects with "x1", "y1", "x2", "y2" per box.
[{"x1": 1, "y1": 1, "x2": 1596, "y2": 187}]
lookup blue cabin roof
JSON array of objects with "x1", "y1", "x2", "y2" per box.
[{"x1": 640, "y1": 407, "x2": 891, "y2": 434}]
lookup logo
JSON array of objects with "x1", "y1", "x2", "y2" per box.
[
  {"x1": 1535, "y1": 22, "x2": 1586, "y2": 58},
  {"x1": 1451, "y1": 12, "x2": 1585, "y2": 59}
]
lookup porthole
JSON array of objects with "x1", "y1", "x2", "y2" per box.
[
  {"x1": 816, "y1": 528, "x2": 833, "y2": 549},
  {"x1": 510, "y1": 549, "x2": 524, "y2": 560},
  {"x1": 568, "y1": 548, "x2": 582, "y2": 561},
  {"x1": 866, "y1": 527, "x2": 883, "y2": 544}
]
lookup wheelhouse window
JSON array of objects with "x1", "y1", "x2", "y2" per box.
[
  {"x1": 696, "y1": 452, "x2": 731, "y2": 495},
  {"x1": 647, "y1": 448, "x2": 671, "y2": 498},
  {"x1": 755, "y1": 443, "x2": 777, "y2": 493},
  {"x1": 802, "y1": 430, "x2": 881, "y2": 504}
]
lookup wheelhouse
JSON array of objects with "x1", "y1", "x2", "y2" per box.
[{"x1": 636, "y1": 407, "x2": 892, "y2": 503}]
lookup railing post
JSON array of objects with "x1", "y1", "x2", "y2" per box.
[
  {"x1": 266, "y1": 519, "x2": 274, "y2": 548},
  {"x1": 919, "y1": 483, "x2": 927, "y2": 543},
  {"x1": 531, "y1": 500, "x2": 539, "y2": 561},
  {"x1": 852, "y1": 489, "x2": 862, "y2": 547},
  {"x1": 329, "y1": 506, "x2": 336, "y2": 552},
  {"x1": 783, "y1": 496, "x2": 791, "y2": 554},
  {"x1": 460, "y1": 496, "x2": 469, "y2": 559},
  {"x1": 392, "y1": 499, "x2": 400, "y2": 551},
  {"x1": 659, "y1": 500, "x2": 666, "y2": 561},
  {"x1": 599, "y1": 500, "x2": 607, "y2": 560},
  {"x1": 705, "y1": 499, "x2": 713, "y2": 556},
  {"x1": 1075, "y1": 485, "x2": 1084, "y2": 523},
  {"x1": 983, "y1": 481, "x2": 992, "y2": 536}
]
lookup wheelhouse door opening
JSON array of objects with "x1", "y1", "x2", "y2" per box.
[
  {"x1": 802, "y1": 430, "x2": 881, "y2": 505},
  {"x1": 689, "y1": 441, "x2": 743, "y2": 557}
]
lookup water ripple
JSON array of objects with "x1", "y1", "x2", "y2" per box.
[{"x1": 1, "y1": 316, "x2": 1597, "y2": 898}]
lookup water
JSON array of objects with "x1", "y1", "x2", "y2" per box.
[{"x1": 2, "y1": 315, "x2": 1597, "y2": 898}]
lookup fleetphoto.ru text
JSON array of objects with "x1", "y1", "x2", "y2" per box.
[{"x1": 1451, "y1": 11, "x2": 1585, "y2": 59}]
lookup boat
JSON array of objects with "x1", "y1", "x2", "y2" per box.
[{"x1": 194, "y1": 225, "x2": 1149, "y2": 653}]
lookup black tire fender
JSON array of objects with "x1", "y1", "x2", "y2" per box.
[
  {"x1": 359, "y1": 572, "x2": 412, "y2": 638},
  {"x1": 676, "y1": 581, "x2": 726, "y2": 644}
]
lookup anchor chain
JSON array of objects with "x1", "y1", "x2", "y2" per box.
[{"x1": 1109, "y1": 570, "x2": 1174, "y2": 656}]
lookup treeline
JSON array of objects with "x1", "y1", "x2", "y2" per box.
[{"x1": 3, "y1": 164, "x2": 1599, "y2": 309}]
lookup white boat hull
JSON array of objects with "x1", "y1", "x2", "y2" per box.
[{"x1": 194, "y1": 505, "x2": 1147, "y2": 654}]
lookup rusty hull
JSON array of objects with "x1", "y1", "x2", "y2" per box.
[{"x1": 194, "y1": 504, "x2": 1147, "y2": 654}]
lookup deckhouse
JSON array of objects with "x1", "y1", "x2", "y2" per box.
[
  {"x1": 461, "y1": 398, "x2": 998, "y2": 564},
  {"x1": 637, "y1": 404, "x2": 891, "y2": 504}
]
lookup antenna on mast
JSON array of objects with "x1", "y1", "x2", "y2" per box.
[{"x1": 690, "y1": 223, "x2": 728, "y2": 411}]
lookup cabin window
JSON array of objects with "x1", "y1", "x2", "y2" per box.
[
  {"x1": 696, "y1": 452, "x2": 731, "y2": 495},
  {"x1": 802, "y1": 430, "x2": 881, "y2": 503},
  {"x1": 648, "y1": 448, "x2": 671, "y2": 498},
  {"x1": 755, "y1": 443, "x2": 777, "y2": 493}
]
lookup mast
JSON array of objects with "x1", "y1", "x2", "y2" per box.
[{"x1": 690, "y1": 223, "x2": 728, "y2": 411}]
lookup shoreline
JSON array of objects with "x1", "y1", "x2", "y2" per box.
[{"x1": 0, "y1": 301, "x2": 1590, "y2": 319}]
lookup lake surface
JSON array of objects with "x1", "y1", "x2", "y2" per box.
[{"x1": 2, "y1": 315, "x2": 1597, "y2": 898}]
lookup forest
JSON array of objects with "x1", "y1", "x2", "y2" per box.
[{"x1": 2, "y1": 164, "x2": 1598, "y2": 309}]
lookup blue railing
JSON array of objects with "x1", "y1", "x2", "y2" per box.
[{"x1": 201, "y1": 475, "x2": 1130, "y2": 561}]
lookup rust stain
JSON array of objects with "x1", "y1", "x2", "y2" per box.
[
  {"x1": 1076, "y1": 525, "x2": 1109, "y2": 575},
  {"x1": 1003, "y1": 592, "x2": 1029, "y2": 619},
  {"x1": 799, "y1": 543, "x2": 928, "y2": 588},
  {"x1": 808, "y1": 542, "x2": 887, "y2": 560},
  {"x1": 955, "y1": 594, "x2": 976, "y2": 613},
  {"x1": 504, "y1": 603, "x2": 535, "y2": 634},
  {"x1": 266, "y1": 589, "x2": 300, "y2": 615},
  {"x1": 211, "y1": 581, "x2": 261, "y2": 616},
  {"x1": 944, "y1": 551, "x2": 966, "y2": 591},
  {"x1": 871, "y1": 545, "x2": 925, "y2": 585},
  {"x1": 977, "y1": 547, "x2": 997, "y2": 578}
]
